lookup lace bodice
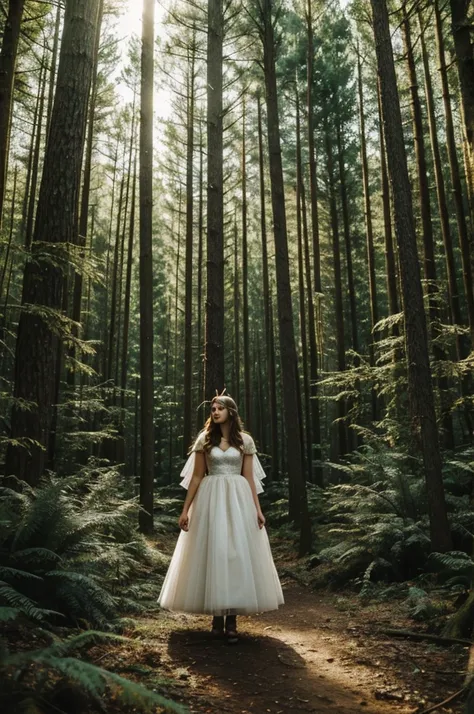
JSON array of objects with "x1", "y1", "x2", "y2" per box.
[
  {"x1": 206, "y1": 446, "x2": 243, "y2": 475},
  {"x1": 180, "y1": 430, "x2": 265, "y2": 493},
  {"x1": 192, "y1": 431, "x2": 257, "y2": 476}
]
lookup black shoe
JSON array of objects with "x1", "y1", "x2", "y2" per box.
[
  {"x1": 225, "y1": 615, "x2": 238, "y2": 644},
  {"x1": 211, "y1": 615, "x2": 224, "y2": 637}
]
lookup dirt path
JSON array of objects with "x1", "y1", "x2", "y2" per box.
[{"x1": 134, "y1": 581, "x2": 465, "y2": 714}]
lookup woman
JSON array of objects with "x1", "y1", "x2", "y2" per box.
[{"x1": 158, "y1": 394, "x2": 284, "y2": 643}]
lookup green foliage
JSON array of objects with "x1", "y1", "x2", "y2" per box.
[
  {"x1": 0, "y1": 465, "x2": 163, "y2": 627},
  {"x1": 313, "y1": 442, "x2": 430, "y2": 585},
  {"x1": 429, "y1": 550, "x2": 474, "y2": 592},
  {"x1": 403, "y1": 586, "x2": 448, "y2": 621},
  {"x1": 309, "y1": 432, "x2": 474, "y2": 601},
  {"x1": 0, "y1": 631, "x2": 187, "y2": 714},
  {"x1": 0, "y1": 470, "x2": 180, "y2": 713}
]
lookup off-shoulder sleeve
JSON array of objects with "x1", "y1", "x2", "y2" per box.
[
  {"x1": 242, "y1": 433, "x2": 266, "y2": 493},
  {"x1": 242, "y1": 433, "x2": 257, "y2": 454},
  {"x1": 179, "y1": 431, "x2": 205, "y2": 489}
]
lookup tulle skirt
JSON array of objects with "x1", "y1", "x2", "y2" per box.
[{"x1": 158, "y1": 473, "x2": 285, "y2": 615}]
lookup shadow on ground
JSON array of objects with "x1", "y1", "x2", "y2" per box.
[{"x1": 168, "y1": 626, "x2": 393, "y2": 714}]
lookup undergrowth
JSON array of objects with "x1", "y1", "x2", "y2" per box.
[{"x1": 0, "y1": 462, "x2": 183, "y2": 714}]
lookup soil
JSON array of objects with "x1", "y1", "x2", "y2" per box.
[{"x1": 120, "y1": 575, "x2": 468, "y2": 714}]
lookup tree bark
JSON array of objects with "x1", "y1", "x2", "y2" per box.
[
  {"x1": 370, "y1": 0, "x2": 451, "y2": 553},
  {"x1": 0, "y1": 165, "x2": 17, "y2": 302},
  {"x1": 5, "y1": 0, "x2": 99, "y2": 485},
  {"x1": 70, "y1": 0, "x2": 105, "y2": 384},
  {"x1": 435, "y1": 0, "x2": 474, "y2": 348},
  {"x1": 205, "y1": 0, "x2": 225, "y2": 399},
  {"x1": 377, "y1": 79, "x2": 399, "y2": 320},
  {"x1": 301, "y1": 154, "x2": 322, "y2": 485},
  {"x1": 402, "y1": 7, "x2": 454, "y2": 450},
  {"x1": 325, "y1": 126, "x2": 347, "y2": 457},
  {"x1": 259, "y1": 0, "x2": 311, "y2": 554},
  {"x1": 25, "y1": 59, "x2": 47, "y2": 250},
  {"x1": 138, "y1": 0, "x2": 155, "y2": 534},
  {"x1": 233, "y1": 218, "x2": 241, "y2": 404},
  {"x1": 242, "y1": 95, "x2": 251, "y2": 428},
  {"x1": 449, "y1": 0, "x2": 474, "y2": 214},
  {"x1": 358, "y1": 49, "x2": 379, "y2": 423},
  {"x1": 196, "y1": 122, "x2": 205, "y2": 430},
  {"x1": 296, "y1": 90, "x2": 312, "y2": 481},
  {"x1": 121, "y1": 154, "x2": 137, "y2": 413},
  {"x1": 0, "y1": 0, "x2": 26, "y2": 231},
  {"x1": 305, "y1": 0, "x2": 321, "y2": 296},
  {"x1": 46, "y1": 2, "x2": 62, "y2": 139},
  {"x1": 257, "y1": 93, "x2": 278, "y2": 480},
  {"x1": 337, "y1": 119, "x2": 359, "y2": 449},
  {"x1": 418, "y1": 7, "x2": 464, "y2": 359},
  {"x1": 107, "y1": 176, "x2": 125, "y2": 383},
  {"x1": 183, "y1": 40, "x2": 196, "y2": 457}
]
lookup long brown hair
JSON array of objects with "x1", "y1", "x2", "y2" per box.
[{"x1": 199, "y1": 395, "x2": 244, "y2": 452}]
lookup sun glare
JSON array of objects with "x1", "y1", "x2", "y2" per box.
[
  {"x1": 115, "y1": 0, "x2": 351, "y2": 120},
  {"x1": 116, "y1": 0, "x2": 172, "y2": 120}
]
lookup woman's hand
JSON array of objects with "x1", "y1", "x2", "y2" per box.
[
  {"x1": 178, "y1": 511, "x2": 189, "y2": 531},
  {"x1": 257, "y1": 510, "x2": 266, "y2": 529}
]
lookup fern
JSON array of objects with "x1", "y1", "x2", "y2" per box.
[
  {"x1": 428, "y1": 550, "x2": 474, "y2": 589},
  {"x1": 0, "y1": 582, "x2": 61, "y2": 622},
  {"x1": 1, "y1": 632, "x2": 187, "y2": 714},
  {"x1": 0, "y1": 468, "x2": 165, "y2": 627}
]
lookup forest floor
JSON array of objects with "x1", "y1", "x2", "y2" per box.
[{"x1": 96, "y1": 536, "x2": 470, "y2": 714}]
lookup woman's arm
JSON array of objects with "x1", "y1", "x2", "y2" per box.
[
  {"x1": 178, "y1": 451, "x2": 206, "y2": 531},
  {"x1": 242, "y1": 453, "x2": 265, "y2": 529}
]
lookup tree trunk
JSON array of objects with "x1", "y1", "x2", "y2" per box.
[
  {"x1": 5, "y1": 0, "x2": 100, "y2": 485},
  {"x1": 377, "y1": 80, "x2": 399, "y2": 320},
  {"x1": 20, "y1": 81, "x2": 40, "y2": 245},
  {"x1": 325, "y1": 126, "x2": 347, "y2": 457},
  {"x1": 233, "y1": 218, "x2": 241, "y2": 404},
  {"x1": 138, "y1": 0, "x2": 155, "y2": 534},
  {"x1": 70, "y1": 0, "x2": 105, "y2": 384},
  {"x1": 337, "y1": 119, "x2": 359, "y2": 449},
  {"x1": 173, "y1": 187, "x2": 183, "y2": 468},
  {"x1": 402, "y1": 8, "x2": 454, "y2": 450},
  {"x1": 196, "y1": 122, "x2": 205, "y2": 430},
  {"x1": 0, "y1": 0, "x2": 26, "y2": 231},
  {"x1": 358, "y1": 49, "x2": 379, "y2": 423},
  {"x1": 301, "y1": 155, "x2": 322, "y2": 486},
  {"x1": 370, "y1": 0, "x2": 452, "y2": 553},
  {"x1": 183, "y1": 40, "x2": 195, "y2": 457},
  {"x1": 449, "y1": 0, "x2": 474, "y2": 214},
  {"x1": 259, "y1": 0, "x2": 311, "y2": 554},
  {"x1": 418, "y1": 7, "x2": 464, "y2": 359},
  {"x1": 205, "y1": 0, "x2": 225, "y2": 399},
  {"x1": 337, "y1": 121, "x2": 358, "y2": 356},
  {"x1": 0, "y1": 165, "x2": 17, "y2": 302},
  {"x1": 419, "y1": 4, "x2": 473, "y2": 444},
  {"x1": 106, "y1": 176, "x2": 125, "y2": 383},
  {"x1": 121, "y1": 154, "x2": 137, "y2": 413},
  {"x1": 305, "y1": 0, "x2": 321, "y2": 296},
  {"x1": 296, "y1": 89, "x2": 311, "y2": 481},
  {"x1": 46, "y1": 2, "x2": 62, "y2": 139},
  {"x1": 25, "y1": 59, "x2": 47, "y2": 250},
  {"x1": 257, "y1": 94, "x2": 278, "y2": 480},
  {"x1": 242, "y1": 95, "x2": 251, "y2": 428},
  {"x1": 435, "y1": 0, "x2": 474, "y2": 348}
]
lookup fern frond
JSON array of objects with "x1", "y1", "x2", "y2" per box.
[
  {"x1": 5, "y1": 632, "x2": 187, "y2": 714},
  {"x1": 0, "y1": 582, "x2": 60, "y2": 622}
]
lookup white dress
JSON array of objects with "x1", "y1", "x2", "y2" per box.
[{"x1": 158, "y1": 431, "x2": 284, "y2": 615}]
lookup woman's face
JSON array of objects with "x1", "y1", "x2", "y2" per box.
[{"x1": 211, "y1": 401, "x2": 229, "y2": 424}]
